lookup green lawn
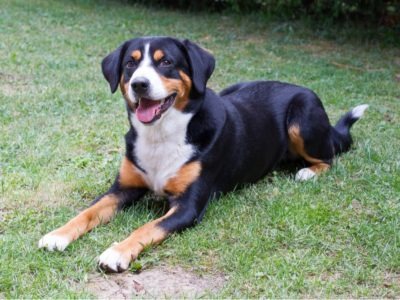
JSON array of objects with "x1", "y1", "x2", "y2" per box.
[{"x1": 1, "y1": 0, "x2": 399, "y2": 298}]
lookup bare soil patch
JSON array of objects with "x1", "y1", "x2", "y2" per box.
[
  {"x1": 0, "y1": 209, "x2": 5, "y2": 222},
  {"x1": 383, "y1": 271, "x2": 400, "y2": 288},
  {"x1": 0, "y1": 72, "x2": 28, "y2": 97},
  {"x1": 0, "y1": 206, "x2": 7, "y2": 234},
  {"x1": 297, "y1": 40, "x2": 338, "y2": 56},
  {"x1": 85, "y1": 265, "x2": 226, "y2": 299}
]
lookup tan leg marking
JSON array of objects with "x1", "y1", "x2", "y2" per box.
[
  {"x1": 54, "y1": 194, "x2": 118, "y2": 239},
  {"x1": 288, "y1": 125, "x2": 324, "y2": 165},
  {"x1": 39, "y1": 194, "x2": 119, "y2": 250},
  {"x1": 98, "y1": 206, "x2": 178, "y2": 271},
  {"x1": 160, "y1": 71, "x2": 192, "y2": 111},
  {"x1": 309, "y1": 162, "x2": 330, "y2": 174},
  {"x1": 119, "y1": 157, "x2": 147, "y2": 188},
  {"x1": 153, "y1": 49, "x2": 164, "y2": 61},
  {"x1": 289, "y1": 125, "x2": 331, "y2": 180},
  {"x1": 164, "y1": 161, "x2": 201, "y2": 196},
  {"x1": 117, "y1": 206, "x2": 177, "y2": 258}
]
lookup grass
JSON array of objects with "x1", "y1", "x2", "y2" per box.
[{"x1": 1, "y1": 0, "x2": 399, "y2": 297}]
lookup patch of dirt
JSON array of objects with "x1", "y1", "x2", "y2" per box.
[
  {"x1": 350, "y1": 199, "x2": 363, "y2": 214},
  {"x1": 238, "y1": 34, "x2": 268, "y2": 45},
  {"x1": 4, "y1": 181, "x2": 73, "y2": 212},
  {"x1": 0, "y1": 208, "x2": 5, "y2": 222},
  {"x1": 0, "y1": 72, "x2": 28, "y2": 97},
  {"x1": 308, "y1": 271, "x2": 342, "y2": 283},
  {"x1": 0, "y1": 206, "x2": 7, "y2": 234},
  {"x1": 321, "y1": 271, "x2": 342, "y2": 282},
  {"x1": 85, "y1": 266, "x2": 226, "y2": 299},
  {"x1": 383, "y1": 271, "x2": 400, "y2": 288},
  {"x1": 297, "y1": 40, "x2": 338, "y2": 55}
]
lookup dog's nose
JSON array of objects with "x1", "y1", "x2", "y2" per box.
[{"x1": 131, "y1": 77, "x2": 150, "y2": 95}]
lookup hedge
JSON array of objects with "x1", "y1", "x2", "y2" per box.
[{"x1": 134, "y1": 0, "x2": 399, "y2": 26}]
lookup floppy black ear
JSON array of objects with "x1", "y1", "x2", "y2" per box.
[
  {"x1": 101, "y1": 43, "x2": 126, "y2": 93},
  {"x1": 182, "y1": 39, "x2": 215, "y2": 97}
]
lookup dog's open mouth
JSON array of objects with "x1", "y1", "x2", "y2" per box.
[{"x1": 136, "y1": 93, "x2": 176, "y2": 124}]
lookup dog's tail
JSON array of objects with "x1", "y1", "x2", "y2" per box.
[{"x1": 331, "y1": 104, "x2": 369, "y2": 155}]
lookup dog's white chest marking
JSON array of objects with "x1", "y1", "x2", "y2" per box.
[{"x1": 130, "y1": 108, "x2": 194, "y2": 195}]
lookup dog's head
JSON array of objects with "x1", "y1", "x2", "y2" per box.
[{"x1": 101, "y1": 37, "x2": 215, "y2": 124}]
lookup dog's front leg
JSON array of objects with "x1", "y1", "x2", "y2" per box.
[
  {"x1": 39, "y1": 156, "x2": 148, "y2": 251},
  {"x1": 38, "y1": 188, "x2": 147, "y2": 251},
  {"x1": 98, "y1": 180, "x2": 210, "y2": 272}
]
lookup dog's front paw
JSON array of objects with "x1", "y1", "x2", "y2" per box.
[
  {"x1": 98, "y1": 244, "x2": 132, "y2": 273},
  {"x1": 38, "y1": 233, "x2": 71, "y2": 251},
  {"x1": 295, "y1": 168, "x2": 316, "y2": 181}
]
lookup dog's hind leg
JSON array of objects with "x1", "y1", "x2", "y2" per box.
[{"x1": 286, "y1": 93, "x2": 335, "y2": 181}]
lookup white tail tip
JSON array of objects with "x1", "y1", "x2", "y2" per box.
[{"x1": 352, "y1": 104, "x2": 369, "y2": 119}]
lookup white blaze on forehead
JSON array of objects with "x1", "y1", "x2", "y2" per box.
[
  {"x1": 128, "y1": 43, "x2": 168, "y2": 101},
  {"x1": 141, "y1": 43, "x2": 152, "y2": 66}
]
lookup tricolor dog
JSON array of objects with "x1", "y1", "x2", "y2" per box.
[{"x1": 39, "y1": 37, "x2": 368, "y2": 272}]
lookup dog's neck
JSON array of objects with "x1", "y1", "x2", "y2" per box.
[{"x1": 129, "y1": 108, "x2": 195, "y2": 195}]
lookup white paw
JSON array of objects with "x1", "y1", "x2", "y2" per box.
[
  {"x1": 295, "y1": 168, "x2": 316, "y2": 181},
  {"x1": 98, "y1": 246, "x2": 131, "y2": 272},
  {"x1": 38, "y1": 233, "x2": 70, "y2": 251}
]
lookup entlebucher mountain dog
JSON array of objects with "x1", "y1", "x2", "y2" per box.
[{"x1": 39, "y1": 37, "x2": 368, "y2": 272}]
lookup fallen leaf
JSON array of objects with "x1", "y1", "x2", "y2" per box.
[{"x1": 132, "y1": 279, "x2": 145, "y2": 295}]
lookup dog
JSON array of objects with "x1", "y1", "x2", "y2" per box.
[{"x1": 39, "y1": 36, "x2": 368, "y2": 272}]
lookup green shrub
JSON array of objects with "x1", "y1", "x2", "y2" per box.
[{"x1": 133, "y1": 0, "x2": 400, "y2": 26}]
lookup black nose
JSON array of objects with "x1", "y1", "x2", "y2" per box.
[{"x1": 131, "y1": 77, "x2": 150, "y2": 95}]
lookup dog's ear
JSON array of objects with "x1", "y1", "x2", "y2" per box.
[
  {"x1": 182, "y1": 39, "x2": 215, "y2": 97},
  {"x1": 101, "y1": 43, "x2": 127, "y2": 93}
]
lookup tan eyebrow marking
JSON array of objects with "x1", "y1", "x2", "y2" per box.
[
  {"x1": 153, "y1": 49, "x2": 164, "y2": 61},
  {"x1": 131, "y1": 50, "x2": 141, "y2": 61}
]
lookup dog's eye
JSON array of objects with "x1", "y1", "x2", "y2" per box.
[
  {"x1": 126, "y1": 61, "x2": 137, "y2": 68},
  {"x1": 159, "y1": 59, "x2": 172, "y2": 67}
]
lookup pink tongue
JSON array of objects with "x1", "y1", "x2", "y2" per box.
[{"x1": 136, "y1": 98, "x2": 161, "y2": 123}]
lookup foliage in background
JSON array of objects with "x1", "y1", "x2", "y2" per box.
[{"x1": 134, "y1": 0, "x2": 400, "y2": 26}]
